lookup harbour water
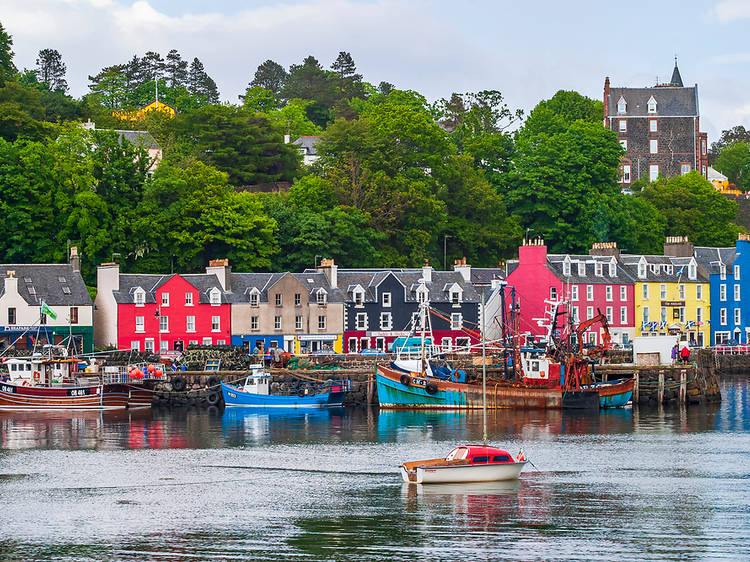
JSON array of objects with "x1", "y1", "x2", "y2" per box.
[{"x1": 1, "y1": 379, "x2": 749, "y2": 560}]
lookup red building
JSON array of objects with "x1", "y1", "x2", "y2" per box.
[{"x1": 95, "y1": 263, "x2": 231, "y2": 352}]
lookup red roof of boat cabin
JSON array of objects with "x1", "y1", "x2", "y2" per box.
[{"x1": 463, "y1": 445, "x2": 512, "y2": 458}]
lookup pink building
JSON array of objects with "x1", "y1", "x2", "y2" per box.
[{"x1": 505, "y1": 240, "x2": 636, "y2": 346}]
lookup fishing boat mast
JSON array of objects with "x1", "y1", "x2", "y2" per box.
[{"x1": 482, "y1": 290, "x2": 487, "y2": 445}]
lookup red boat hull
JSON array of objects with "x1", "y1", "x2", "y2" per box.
[{"x1": 0, "y1": 382, "x2": 129, "y2": 411}]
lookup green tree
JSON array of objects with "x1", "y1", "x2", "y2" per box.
[
  {"x1": 0, "y1": 21, "x2": 16, "y2": 86},
  {"x1": 267, "y1": 98, "x2": 322, "y2": 138},
  {"x1": 709, "y1": 125, "x2": 750, "y2": 164},
  {"x1": 187, "y1": 57, "x2": 219, "y2": 104},
  {"x1": 517, "y1": 90, "x2": 603, "y2": 140},
  {"x1": 0, "y1": 81, "x2": 51, "y2": 141},
  {"x1": 250, "y1": 59, "x2": 288, "y2": 94},
  {"x1": 165, "y1": 49, "x2": 188, "y2": 88},
  {"x1": 715, "y1": 141, "x2": 750, "y2": 189},
  {"x1": 35, "y1": 48, "x2": 68, "y2": 92},
  {"x1": 242, "y1": 85, "x2": 280, "y2": 113},
  {"x1": 639, "y1": 171, "x2": 742, "y2": 246},
  {"x1": 282, "y1": 55, "x2": 336, "y2": 128},
  {"x1": 592, "y1": 193, "x2": 666, "y2": 254}
]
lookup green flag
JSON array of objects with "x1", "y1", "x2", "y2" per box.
[{"x1": 41, "y1": 301, "x2": 57, "y2": 320}]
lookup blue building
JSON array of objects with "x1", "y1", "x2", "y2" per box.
[{"x1": 695, "y1": 236, "x2": 750, "y2": 345}]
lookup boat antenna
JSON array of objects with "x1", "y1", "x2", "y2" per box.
[{"x1": 481, "y1": 289, "x2": 488, "y2": 446}]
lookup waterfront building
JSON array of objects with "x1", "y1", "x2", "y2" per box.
[
  {"x1": 620, "y1": 237, "x2": 710, "y2": 346},
  {"x1": 337, "y1": 264, "x2": 480, "y2": 353},
  {"x1": 94, "y1": 261, "x2": 231, "y2": 352},
  {"x1": 694, "y1": 235, "x2": 750, "y2": 345},
  {"x1": 230, "y1": 259, "x2": 344, "y2": 354},
  {"x1": 0, "y1": 248, "x2": 93, "y2": 353},
  {"x1": 604, "y1": 60, "x2": 708, "y2": 189}
]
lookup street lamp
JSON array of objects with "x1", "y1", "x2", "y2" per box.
[
  {"x1": 314, "y1": 255, "x2": 322, "y2": 268},
  {"x1": 443, "y1": 235, "x2": 452, "y2": 271}
]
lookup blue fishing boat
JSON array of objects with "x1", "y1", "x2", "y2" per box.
[{"x1": 221, "y1": 365, "x2": 351, "y2": 407}]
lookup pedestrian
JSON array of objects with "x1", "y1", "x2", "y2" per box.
[
  {"x1": 680, "y1": 345, "x2": 691, "y2": 364},
  {"x1": 671, "y1": 344, "x2": 679, "y2": 364}
]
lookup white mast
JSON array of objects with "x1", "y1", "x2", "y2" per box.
[{"x1": 482, "y1": 290, "x2": 487, "y2": 445}]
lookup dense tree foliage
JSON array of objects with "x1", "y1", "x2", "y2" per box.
[
  {"x1": 709, "y1": 125, "x2": 750, "y2": 165},
  {"x1": 715, "y1": 141, "x2": 750, "y2": 189},
  {"x1": 0, "y1": 21, "x2": 15, "y2": 86},
  {"x1": 35, "y1": 48, "x2": 68, "y2": 92}
]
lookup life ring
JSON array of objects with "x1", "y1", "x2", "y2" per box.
[
  {"x1": 426, "y1": 381, "x2": 438, "y2": 395},
  {"x1": 206, "y1": 391, "x2": 221, "y2": 405},
  {"x1": 33, "y1": 372, "x2": 40, "y2": 381},
  {"x1": 400, "y1": 374, "x2": 411, "y2": 386}
]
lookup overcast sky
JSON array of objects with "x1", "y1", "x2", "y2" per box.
[{"x1": 2, "y1": 0, "x2": 749, "y2": 140}]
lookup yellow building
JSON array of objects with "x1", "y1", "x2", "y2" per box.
[
  {"x1": 113, "y1": 100, "x2": 176, "y2": 122},
  {"x1": 621, "y1": 253, "x2": 710, "y2": 347}
]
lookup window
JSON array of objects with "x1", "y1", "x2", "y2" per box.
[
  {"x1": 578, "y1": 262, "x2": 586, "y2": 276},
  {"x1": 622, "y1": 164, "x2": 631, "y2": 183},
  {"x1": 606, "y1": 286, "x2": 613, "y2": 301},
  {"x1": 417, "y1": 287, "x2": 428, "y2": 304},
  {"x1": 606, "y1": 307, "x2": 613, "y2": 323},
  {"x1": 595, "y1": 263, "x2": 603, "y2": 277},
  {"x1": 376, "y1": 337, "x2": 386, "y2": 351},
  {"x1": 715, "y1": 332, "x2": 730, "y2": 344},
  {"x1": 619, "y1": 119, "x2": 627, "y2": 132},
  {"x1": 720, "y1": 285, "x2": 727, "y2": 301},
  {"x1": 202, "y1": 337, "x2": 212, "y2": 345},
  {"x1": 317, "y1": 290, "x2": 327, "y2": 304},
  {"x1": 617, "y1": 97, "x2": 627, "y2": 114},
  {"x1": 702, "y1": 139, "x2": 707, "y2": 155},
  {"x1": 572, "y1": 306, "x2": 580, "y2": 323},
  {"x1": 679, "y1": 307, "x2": 686, "y2": 323},
  {"x1": 720, "y1": 264, "x2": 726, "y2": 280},
  {"x1": 186, "y1": 316, "x2": 195, "y2": 332},
  {"x1": 679, "y1": 284, "x2": 685, "y2": 300},
  {"x1": 660, "y1": 284, "x2": 667, "y2": 300},
  {"x1": 275, "y1": 294, "x2": 282, "y2": 307},
  {"x1": 649, "y1": 139, "x2": 658, "y2": 154},
  {"x1": 209, "y1": 289, "x2": 221, "y2": 305},
  {"x1": 721, "y1": 308, "x2": 727, "y2": 325},
  {"x1": 294, "y1": 293, "x2": 301, "y2": 307},
  {"x1": 451, "y1": 291, "x2": 461, "y2": 305},
  {"x1": 131, "y1": 341, "x2": 140, "y2": 351},
  {"x1": 274, "y1": 316, "x2": 282, "y2": 330},
  {"x1": 217, "y1": 340, "x2": 225, "y2": 346},
  {"x1": 189, "y1": 340, "x2": 198, "y2": 346},
  {"x1": 661, "y1": 307, "x2": 667, "y2": 323},
  {"x1": 382, "y1": 292, "x2": 391, "y2": 307},
  {"x1": 250, "y1": 316, "x2": 258, "y2": 330},
  {"x1": 620, "y1": 307, "x2": 627, "y2": 324},
  {"x1": 647, "y1": 96, "x2": 657, "y2": 113},
  {"x1": 354, "y1": 290, "x2": 364, "y2": 306},
  {"x1": 688, "y1": 263, "x2": 697, "y2": 280},
  {"x1": 360, "y1": 337, "x2": 371, "y2": 351},
  {"x1": 185, "y1": 292, "x2": 193, "y2": 306},
  {"x1": 619, "y1": 139, "x2": 628, "y2": 150},
  {"x1": 295, "y1": 315, "x2": 302, "y2": 330},
  {"x1": 572, "y1": 286, "x2": 579, "y2": 301},
  {"x1": 638, "y1": 262, "x2": 646, "y2": 278},
  {"x1": 161, "y1": 292, "x2": 169, "y2": 307},
  {"x1": 134, "y1": 290, "x2": 145, "y2": 306},
  {"x1": 135, "y1": 316, "x2": 144, "y2": 332},
  {"x1": 356, "y1": 313, "x2": 367, "y2": 330},
  {"x1": 609, "y1": 262, "x2": 616, "y2": 277},
  {"x1": 735, "y1": 308, "x2": 741, "y2": 325},
  {"x1": 69, "y1": 307, "x2": 79, "y2": 325},
  {"x1": 62, "y1": 286, "x2": 71, "y2": 295},
  {"x1": 348, "y1": 337, "x2": 358, "y2": 353},
  {"x1": 642, "y1": 284, "x2": 649, "y2": 300},
  {"x1": 735, "y1": 285, "x2": 741, "y2": 301},
  {"x1": 587, "y1": 306, "x2": 594, "y2": 320},
  {"x1": 160, "y1": 340, "x2": 168, "y2": 353},
  {"x1": 250, "y1": 292, "x2": 259, "y2": 307},
  {"x1": 318, "y1": 315, "x2": 326, "y2": 330},
  {"x1": 159, "y1": 316, "x2": 169, "y2": 332},
  {"x1": 649, "y1": 118, "x2": 658, "y2": 132},
  {"x1": 451, "y1": 313, "x2": 463, "y2": 330},
  {"x1": 735, "y1": 265, "x2": 741, "y2": 280},
  {"x1": 649, "y1": 164, "x2": 659, "y2": 182},
  {"x1": 144, "y1": 339, "x2": 154, "y2": 352},
  {"x1": 702, "y1": 165, "x2": 707, "y2": 176},
  {"x1": 563, "y1": 260, "x2": 571, "y2": 276},
  {"x1": 643, "y1": 306, "x2": 649, "y2": 323},
  {"x1": 620, "y1": 286, "x2": 627, "y2": 301},
  {"x1": 587, "y1": 285, "x2": 594, "y2": 301},
  {"x1": 696, "y1": 307, "x2": 703, "y2": 323},
  {"x1": 441, "y1": 337, "x2": 452, "y2": 353},
  {"x1": 697, "y1": 285, "x2": 703, "y2": 300},
  {"x1": 212, "y1": 316, "x2": 220, "y2": 331},
  {"x1": 681, "y1": 163, "x2": 691, "y2": 175},
  {"x1": 380, "y1": 312, "x2": 392, "y2": 330},
  {"x1": 550, "y1": 287, "x2": 557, "y2": 300}
]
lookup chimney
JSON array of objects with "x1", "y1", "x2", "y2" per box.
[
  {"x1": 589, "y1": 241, "x2": 620, "y2": 258},
  {"x1": 94, "y1": 262, "x2": 120, "y2": 349},
  {"x1": 4, "y1": 270, "x2": 18, "y2": 296},
  {"x1": 82, "y1": 118, "x2": 95, "y2": 130},
  {"x1": 663, "y1": 236, "x2": 693, "y2": 257},
  {"x1": 518, "y1": 237, "x2": 547, "y2": 265},
  {"x1": 453, "y1": 257, "x2": 471, "y2": 282},
  {"x1": 603, "y1": 77, "x2": 610, "y2": 121},
  {"x1": 206, "y1": 258, "x2": 231, "y2": 291},
  {"x1": 317, "y1": 258, "x2": 338, "y2": 289},
  {"x1": 284, "y1": 133, "x2": 291, "y2": 144},
  {"x1": 422, "y1": 259, "x2": 432, "y2": 283},
  {"x1": 69, "y1": 245, "x2": 80, "y2": 272}
]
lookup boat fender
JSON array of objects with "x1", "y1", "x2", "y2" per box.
[
  {"x1": 298, "y1": 388, "x2": 306, "y2": 397},
  {"x1": 33, "y1": 371, "x2": 40, "y2": 381},
  {"x1": 425, "y1": 381, "x2": 438, "y2": 395},
  {"x1": 206, "y1": 391, "x2": 220, "y2": 405},
  {"x1": 171, "y1": 376, "x2": 187, "y2": 392},
  {"x1": 400, "y1": 374, "x2": 411, "y2": 386},
  {"x1": 517, "y1": 451, "x2": 525, "y2": 462},
  {"x1": 22, "y1": 380, "x2": 31, "y2": 386}
]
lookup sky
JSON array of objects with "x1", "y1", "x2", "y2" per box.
[{"x1": 1, "y1": 0, "x2": 749, "y2": 140}]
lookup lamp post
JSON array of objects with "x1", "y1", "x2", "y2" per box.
[
  {"x1": 443, "y1": 235, "x2": 452, "y2": 271},
  {"x1": 154, "y1": 307, "x2": 161, "y2": 357},
  {"x1": 314, "y1": 255, "x2": 322, "y2": 268}
]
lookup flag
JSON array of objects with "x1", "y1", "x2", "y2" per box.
[
  {"x1": 676, "y1": 266, "x2": 685, "y2": 277},
  {"x1": 40, "y1": 301, "x2": 57, "y2": 320}
]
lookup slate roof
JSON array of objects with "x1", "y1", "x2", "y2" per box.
[
  {"x1": 694, "y1": 247, "x2": 736, "y2": 274},
  {"x1": 607, "y1": 86, "x2": 698, "y2": 117},
  {"x1": 618, "y1": 254, "x2": 709, "y2": 283},
  {"x1": 547, "y1": 254, "x2": 635, "y2": 284},
  {"x1": 227, "y1": 272, "x2": 345, "y2": 303},
  {"x1": 113, "y1": 273, "x2": 225, "y2": 304},
  {"x1": 335, "y1": 268, "x2": 480, "y2": 303},
  {"x1": 670, "y1": 63, "x2": 683, "y2": 87},
  {"x1": 115, "y1": 130, "x2": 160, "y2": 150},
  {"x1": 468, "y1": 268, "x2": 506, "y2": 285},
  {"x1": 292, "y1": 136, "x2": 321, "y2": 156},
  {"x1": 0, "y1": 264, "x2": 91, "y2": 306}
]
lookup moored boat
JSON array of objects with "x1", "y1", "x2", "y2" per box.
[
  {"x1": 221, "y1": 365, "x2": 351, "y2": 407},
  {"x1": 400, "y1": 445, "x2": 527, "y2": 484},
  {"x1": 592, "y1": 378, "x2": 634, "y2": 408}
]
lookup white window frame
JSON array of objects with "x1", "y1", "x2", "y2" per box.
[
  {"x1": 160, "y1": 340, "x2": 169, "y2": 353},
  {"x1": 249, "y1": 291, "x2": 259, "y2": 307},
  {"x1": 135, "y1": 316, "x2": 144, "y2": 333},
  {"x1": 642, "y1": 284, "x2": 649, "y2": 300},
  {"x1": 649, "y1": 164, "x2": 659, "y2": 182},
  {"x1": 130, "y1": 340, "x2": 140, "y2": 351},
  {"x1": 144, "y1": 338, "x2": 155, "y2": 352},
  {"x1": 209, "y1": 288, "x2": 221, "y2": 306},
  {"x1": 572, "y1": 285, "x2": 579, "y2": 301},
  {"x1": 720, "y1": 285, "x2": 727, "y2": 301},
  {"x1": 735, "y1": 308, "x2": 741, "y2": 325},
  {"x1": 619, "y1": 139, "x2": 627, "y2": 150},
  {"x1": 274, "y1": 316, "x2": 282, "y2": 330},
  {"x1": 620, "y1": 286, "x2": 627, "y2": 301},
  {"x1": 619, "y1": 119, "x2": 627, "y2": 132},
  {"x1": 295, "y1": 315, "x2": 303, "y2": 331},
  {"x1": 212, "y1": 315, "x2": 221, "y2": 332},
  {"x1": 681, "y1": 163, "x2": 691, "y2": 175},
  {"x1": 622, "y1": 164, "x2": 631, "y2": 183},
  {"x1": 186, "y1": 316, "x2": 195, "y2": 333},
  {"x1": 586, "y1": 285, "x2": 594, "y2": 301},
  {"x1": 275, "y1": 293, "x2": 282, "y2": 307},
  {"x1": 550, "y1": 287, "x2": 557, "y2": 300},
  {"x1": 606, "y1": 306, "x2": 613, "y2": 323},
  {"x1": 318, "y1": 315, "x2": 326, "y2": 330},
  {"x1": 451, "y1": 313, "x2": 463, "y2": 330},
  {"x1": 572, "y1": 306, "x2": 579, "y2": 323},
  {"x1": 606, "y1": 286, "x2": 613, "y2": 302},
  {"x1": 578, "y1": 262, "x2": 586, "y2": 276},
  {"x1": 721, "y1": 308, "x2": 727, "y2": 325},
  {"x1": 250, "y1": 316, "x2": 259, "y2": 331},
  {"x1": 647, "y1": 96, "x2": 657, "y2": 114},
  {"x1": 316, "y1": 289, "x2": 327, "y2": 304},
  {"x1": 587, "y1": 306, "x2": 594, "y2": 320},
  {"x1": 161, "y1": 292, "x2": 170, "y2": 307},
  {"x1": 134, "y1": 289, "x2": 145, "y2": 307},
  {"x1": 356, "y1": 312, "x2": 367, "y2": 330},
  {"x1": 563, "y1": 259, "x2": 571, "y2": 276},
  {"x1": 649, "y1": 139, "x2": 658, "y2": 154},
  {"x1": 643, "y1": 306, "x2": 649, "y2": 323},
  {"x1": 696, "y1": 307, "x2": 703, "y2": 324},
  {"x1": 688, "y1": 264, "x2": 697, "y2": 280},
  {"x1": 380, "y1": 312, "x2": 392, "y2": 330},
  {"x1": 294, "y1": 293, "x2": 301, "y2": 307},
  {"x1": 661, "y1": 306, "x2": 667, "y2": 323},
  {"x1": 159, "y1": 315, "x2": 169, "y2": 333},
  {"x1": 450, "y1": 290, "x2": 461, "y2": 306},
  {"x1": 617, "y1": 97, "x2": 627, "y2": 114},
  {"x1": 620, "y1": 307, "x2": 627, "y2": 324},
  {"x1": 595, "y1": 263, "x2": 603, "y2": 277},
  {"x1": 734, "y1": 265, "x2": 740, "y2": 280},
  {"x1": 649, "y1": 118, "x2": 658, "y2": 132},
  {"x1": 696, "y1": 285, "x2": 703, "y2": 301},
  {"x1": 679, "y1": 284, "x2": 685, "y2": 300},
  {"x1": 185, "y1": 292, "x2": 193, "y2": 306},
  {"x1": 660, "y1": 284, "x2": 667, "y2": 300},
  {"x1": 202, "y1": 337, "x2": 212, "y2": 346},
  {"x1": 735, "y1": 285, "x2": 741, "y2": 301}
]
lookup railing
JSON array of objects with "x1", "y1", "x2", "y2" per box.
[{"x1": 712, "y1": 345, "x2": 750, "y2": 355}]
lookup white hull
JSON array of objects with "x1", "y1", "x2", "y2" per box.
[{"x1": 401, "y1": 461, "x2": 526, "y2": 484}]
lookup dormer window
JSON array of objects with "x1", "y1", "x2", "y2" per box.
[
  {"x1": 209, "y1": 288, "x2": 221, "y2": 305},
  {"x1": 650, "y1": 264, "x2": 659, "y2": 274},
  {"x1": 608, "y1": 262, "x2": 616, "y2": 277},
  {"x1": 249, "y1": 288, "x2": 260, "y2": 307},
  {"x1": 720, "y1": 264, "x2": 726, "y2": 280},
  {"x1": 417, "y1": 285, "x2": 429, "y2": 304},
  {"x1": 595, "y1": 263, "x2": 603, "y2": 277},
  {"x1": 450, "y1": 290, "x2": 461, "y2": 305},
  {"x1": 577, "y1": 262, "x2": 585, "y2": 276},
  {"x1": 562, "y1": 258, "x2": 571, "y2": 276},
  {"x1": 134, "y1": 288, "x2": 145, "y2": 306},
  {"x1": 617, "y1": 96, "x2": 627, "y2": 114},
  {"x1": 638, "y1": 262, "x2": 646, "y2": 279},
  {"x1": 688, "y1": 263, "x2": 697, "y2": 280},
  {"x1": 353, "y1": 288, "x2": 364, "y2": 306},
  {"x1": 647, "y1": 96, "x2": 657, "y2": 114},
  {"x1": 316, "y1": 289, "x2": 327, "y2": 304}
]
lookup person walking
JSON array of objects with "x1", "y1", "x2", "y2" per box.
[
  {"x1": 671, "y1": 344, "x2": 679, "y2": 365},
  {"x1": 680, "y1": 344, "x2": 691, "y2": 364}
]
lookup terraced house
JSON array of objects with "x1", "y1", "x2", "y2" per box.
[{"x1": 0, "y1": 249, "x2": 93, "y2": 353}]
